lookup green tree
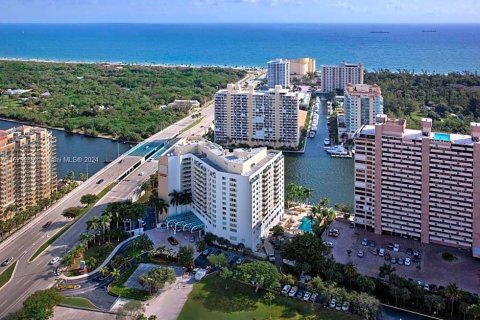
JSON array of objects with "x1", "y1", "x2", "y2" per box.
[
  {"x1": 445, "y1": 282, "x2": 460, "y2": 316},
  {"x1": 207, "y1": 253, "x2": 228, "y2": 268},
  {"x1": 307, "y1": 276, "x2": 325, "y2": 294},
  {"x1": 80, "y1": 194, "x2": 99, "y2": 206},
  {"x1": 263, "y1": 292, "x2": 276, "y2": 319},
  {"x1": 139, "y1": 267, "x2": 176, "y2": 293},
  {"x1": 11, "y1": 288, "x2": 63, "y2": 320},
  {"x1": 343, "y1": 262, "x2": 358, "y2": 286},
  {"x1": 469, "y1": 304, "x2": 480, "y2": 320},
  {"x1": 235, "y1": 261, "x2": 281, "y2": 293},
  {"x1": 177, "y1": 246, "x2": 194, "y2": 268},
  {"x1": 86, "y1": 216, "x2": 100, "y2": 244},
  {"x1": 116, "y1": 300, "x2": 145, "y2": 320},
  {"x1": 220, "y1": 268, "x2": 234, "y2": 290},
  {"x1": 281, "y1": 233, "x2": 330, "y2": 276},
  {"x1": 168, "y1": 190, "x2": 182, "y2": 214},
  {"x1": 270, "y1": 225, "x2": 284, "y2": 238},
  {"x1": 62, "y1": 207, "x2": 82, "y2": 221},
  {"x1": 111, "y1": 268, "x2": 121, "y2": 280},
  {"x1": 352, "y1": 292, "x2": 381, "y2": 320}
]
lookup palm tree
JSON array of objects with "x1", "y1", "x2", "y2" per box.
[
  {"x1": 309, "y1": 205, "x2": 319, "y2": 221},
  {"x1": 100, "y1": 214, "x2": 112, "y2": 243},
  {"x1": 344, "y1": 262, "x2": 358, "y2": 285},
  {"x1": 99, "y1": 266, "x2": 109, "y2": 278},
  {"x1": 110, "y1": 268, "x2": 121, "y2": 280},
  {"x1": 303, "y1": 188, "x2": 312, "y2": 206},
  {"x1": 157, "y1": 198, "x2": 169, "y2": 222},
  {"x1": 445, "y1": 282, "x2": 460, "y2": 316},
  {"x1": 319, "y1": 197, "x2": 329, "y2": 208},
  {"x1": 114, "y1": 211, "x2": 120, "y2": 241},
  {"x1": 86, "y1": 216, "x2": 100, "y2": 245},
  {"x1": 168, "y1": 190, "x2": 182, "y2": 215},
  {"x1": 379, "y1": 263, "x2": 396, "y2": 278},
  {"x1": 80, "y1": 233, "x2": 93, "y2": 249}
]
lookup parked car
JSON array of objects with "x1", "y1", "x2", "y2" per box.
[
  {"x1": 236, "y1": 257, "x2": 243, "y2": 265},
  {"x1": 342, "y1": 301, "x2": 350, "y2": 312},
  {"x1": 167, "y1": 237, "x2": 179, "y2": 245},
  {"x1": 424, "y1": 283, "x2": 430, "y2": 291},
  {"x1": 281, "y1": 285, "x2": 291, "y2": 294},
  {"x1": 96, "y1": 179, "x2": 104, "y2": 184},
  {"x1": 310, "y1": 293, "x2": 318, "y2": 302},
  {"x1": 405, "y1": 258, "x2": 411, "y2": 266},
  {"x1": 398, "y1": 258, "x2": 404, "y2": 265},
  {"x1": 49, "y1": 257, "x2": 60, "y2": 265},
  {"x1": 372, "y1": 248, "x2": 378, "y2": 255},
  {"x1": 361, "y1": 238, "x2": 368, "y2": 246},
  {"x1": 303, "y1": 291, "x2": 311, "y2": 301},
  {"x1": 335, "y1": 302, "x2": 342, "y2": 311},
  {"x1": 391, "y1": 257, "x2": 397, "y2": 264},
  {"x1": 393, "y1": 243, "x2": 400, "y2": 252},
  {"x1": 357, "y1": 250, "x2": 364, "y2": 258},
  {"x1": 406, "y1": 248, "x2": 414, "y2": 255},
  {"x1": 369, "y1": 240, "x2": 377, "y2": 247},
  {"x1": 379, "y1": 248, "x2": 385, "y2": 256},
  {"x1": 296, "y1": 291, "x2": 304, "y2": 299},
  {"x1": 387, "y1": 243, "x2": 394, "y2": 250},
  {"x1": 2, "y1": 257, "x2": 14, "y2": 266},
  {"x1": 288, "y1": 286, "x2": 298, "y2": 297},
  {"x1": 43, "y1": 221, "x2": 52, "y2": 229},
  {"x1": 201, "y1": 248, "x2": 211, "y2": 256},
  {"x1": 323, "y1": 241, "x2": 334, "y2": 248},
  {"x1": 329, "y1": 298, "x2": 337, "y2": 309}
]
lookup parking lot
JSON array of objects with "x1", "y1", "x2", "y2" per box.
[{"x1": 324, "y1": 220, "x2": 480, "y2": 294}]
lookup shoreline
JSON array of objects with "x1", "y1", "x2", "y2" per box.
[
  {"x1": 0, "y1": 57, "x2": 264, "y2": 71},
  {"x1": 0, "y1": 117, "x2": 138, "y2": 144}
]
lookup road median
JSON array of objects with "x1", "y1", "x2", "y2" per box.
[
  {"x1": 28, "y1": 184, "x2": 114, "y2": 263},
  {"x1": 0, "y1": 261, "x2": 18, "y2": 290}
]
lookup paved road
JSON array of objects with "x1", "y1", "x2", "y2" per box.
[{"x1": 0, "y1": 71, "x2": 260, "y2": 317}]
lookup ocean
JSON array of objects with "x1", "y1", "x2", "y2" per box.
[{"x1": 0, "y1": 23, "x2": 479, "y2": 72}]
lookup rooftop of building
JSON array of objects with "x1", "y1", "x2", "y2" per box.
[
  {"x1": 217, "y1": 84, "x2": 297, "y2": 97},
  {"x1": 321, "y1": 62, "x2": 363, "y2": 68},
  {"x1": 345, "y1": 83, "x2": 381, "y2": 95},
  {"x1": 358, "y1": 124, "x2": 480, "y2": 146},
  {"x1": 172, "y1": 137, "x2": 281, "y2": 176},
  {"x1": 267, "y1": 58, "x2": 289, "y2": 64}
]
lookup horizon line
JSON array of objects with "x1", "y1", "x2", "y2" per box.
[{"x1": 1, "y1": 22, "x2": 479, "y2": 25}]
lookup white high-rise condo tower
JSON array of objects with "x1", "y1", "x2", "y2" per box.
[{"x1": 267, "y1": 58, "x2": 290, "y2": 89}]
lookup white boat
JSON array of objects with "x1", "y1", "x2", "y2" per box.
[
  {"x1": 324, "y1": 138, "x2": 331, "y2": 146},
  {"x1": 326, "y1": 145, "x2": 349, "y2": 156},
  {"x1": 308, "y1": 131, "x2": 316, "y2": 138}
]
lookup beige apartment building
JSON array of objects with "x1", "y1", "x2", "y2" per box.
[
  {"x1": 354, "y1": 115, "x2": 480, "y2": 256},
  {"x1": 320, "y1": 62, "x2": 364, "y2": 92},
  {"x1": 214, "y1": 84, "x2": 299, "y2": 149},
  {"x1": 289, "y1": 58, "x2": 316, "y2": 77},
  {"x1": 158, "y1": 137, "x2": 284, "y2": 250},
  {"x1": 344, "y1": 83, "x2": 384, "y2": 135},
  {"x1": 0, "y1": 126, "x2": 57, "y2": 217}
]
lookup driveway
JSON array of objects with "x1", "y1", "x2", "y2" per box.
[{"x1": 326, "y1": 220, "x2": 480, "y2": 294}]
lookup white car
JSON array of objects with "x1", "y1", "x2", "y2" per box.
[
  {"x1": 49, "y1": 257, "x2": 60, "y2": 265},
  {"x1": 281, "y1": 284, "x2": 291, "y2": 294},
  {"x1": 288, "y1": 286, "x2": 298, "y2": 297},
  {"x1": 303, "y1": 291, "x2": 311, "y2": 301},
  {"x1": 139, "y1": 171, "x2": 145, "y2": 176},
  {"x1": 393, "y1": 243, "x2": 400, "y2": 252},
  {"x1": 323, "y1": 241, "x2": 334, "y2": 248},
  {"x1": 310, "y1": 292, "x2": 318, "y2": 302},
  {"x1": 405, "y1": 257, "x2": 411, "y2": 266},
  {"x1": 329, "y1": 298, "x2": 336, "y2": 308},
  {"x1": 379, "y1": 248, "x2": 385, "y2": 256}
]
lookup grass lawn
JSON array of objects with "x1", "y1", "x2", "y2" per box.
[
  {"x1": 178, "y1": 276, "x2": 360, "y2": 320},
  {"x1": 61, "y1": 296, "x2": 97, "y2": 309},
  {"x1": 109, "y1": 264, "x2": 151, "y2": 301},
  {"x1": 0, "y1": 261, "x2": 17, "y2": 289}
]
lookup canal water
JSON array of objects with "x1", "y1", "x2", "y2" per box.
[
  {"x1": 0, "y1": 119, "x2": 131, "y2": 179},
  {"x1": 284, "y1": 99, "x2": 355, "y2": 206}
]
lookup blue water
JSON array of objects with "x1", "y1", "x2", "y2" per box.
[
  {"x1": 433, "y1": 132, "x2": 451, "y2": 141},
  {"x1": 1, "y1": 24, "x2": 479, "y2": 72},
  {"x1": 298, "y1": 217, "x2": 313, "y2": 233}
]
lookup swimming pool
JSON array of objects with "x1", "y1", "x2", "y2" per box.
[
  {"x1": 298, "y1": 217, "x2": 313, "y2": 233},
  {"x1": 433, "y1": 132, "x2": 451, "y2": 142}
]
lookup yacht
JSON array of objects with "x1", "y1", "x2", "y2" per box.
[
  {"x1": 323, "y1": 138, "x2": 331, "y2": 146},
  {"x1": 326, "y1": 145, "x2": 349, "y2": 156}
]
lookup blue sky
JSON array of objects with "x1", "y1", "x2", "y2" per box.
[{"x1": 1, "y1": 0, "x2": 479, "y2": 23}]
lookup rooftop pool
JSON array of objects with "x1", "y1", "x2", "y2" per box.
[{"x1": 433, "y1": 132, "x2": 451, "y2": 142}]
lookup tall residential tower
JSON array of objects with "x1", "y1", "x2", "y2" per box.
[
  {"x1": 158, "y1": 137, "x2": 284, "y2": 250},
  {"x1": 354, "y1": 116, "x2": 480, "y2": 256},
  {"x1": 0, "y1": 126, "x2": 57, "y2": 217},
  {"x1": 344, "y1": 83, "x2": 383, "y2": 135},
  {"x1": 267, "y1": 58, "x2": 290, "y2": 89},
  {"x1": 320, "y1": 62, "x2": 364, "y2": 92},
  {"x1": 214, "y1": 84, "x2": 299, "y2": 149}
]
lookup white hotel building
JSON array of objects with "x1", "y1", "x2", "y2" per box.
[
  {"x1": 267, "y1": 58, "x2": 290, "y2": 89},
  {"x1": 214, "y1": 84, "x2": 299, "y2": 149},
  {"x1": 320, "y1": 62, "x2": 364, "y2": 93},
  {"x1": 158, "y1": 137, "x2": 284, "y2": 250}
]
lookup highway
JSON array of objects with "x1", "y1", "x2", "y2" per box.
[{"x1": 0, "y1": 70, "x2": 264, "y2": 317}]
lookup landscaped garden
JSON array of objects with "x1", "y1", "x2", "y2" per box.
[{"x1": 178, "y1": 275, "x2": 359, "y2": 320}]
